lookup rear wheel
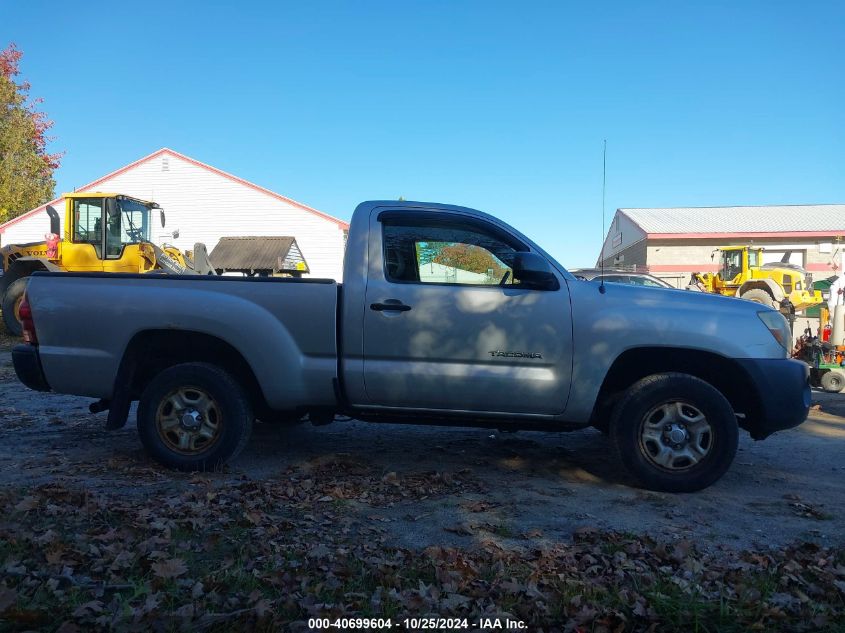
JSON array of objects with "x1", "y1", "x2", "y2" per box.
[
  {"x1": 821, "y1": 370, "x2": 845, "y2": 393},
  {"x1": 137, "y1": 362, "x2": 253, "y2": 471},
  {"x1": 610, "y1": 373, "x2": 738, "y2": 492},
  {"x1": 1, "y1": 277, "x2": 29, "y2": 336},
  {"x1": 740, "y1": 288, "x2": 777, "y2": 309}
]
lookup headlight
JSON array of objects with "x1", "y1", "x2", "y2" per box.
[{"x1": 758, "y1": 310, "x2": 791, "y2": 351}]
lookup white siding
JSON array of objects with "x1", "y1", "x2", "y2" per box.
[
  {"x1": 419, "y1": 262, "x2": 494, "y2": 284},
  {"x1": 2, "y1": 206, "x2": 60, "y2": 246},
  {"x1": 0, "y1": 151, "x2": 348, "y2": 281}
]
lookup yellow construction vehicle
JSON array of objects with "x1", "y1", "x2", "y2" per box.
[
  {"x1": 690, "y1": 246, "x2": 823, "y2": 311},
  {"x1": 0, "y1": 192, "x2": 213, "y2": 334}
]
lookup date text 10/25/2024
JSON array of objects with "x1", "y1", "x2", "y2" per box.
[{"x1": 307, "y1": 617, "x2": 528, "y2": 630}]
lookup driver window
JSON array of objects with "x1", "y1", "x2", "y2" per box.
[
  {"x1": 723, "y1": 251, "x2": 742, "y2": 281},
  {"x1": 382, "y1": 218, "x2": 520, "y2": 286},
  {"x1": 73, "y1": 198, "x2": 103, "y2": 257}
]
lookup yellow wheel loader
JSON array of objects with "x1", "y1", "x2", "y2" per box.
[
  {"x1": 690, "y1": 246, "x2": 823, "y2": 312},
  {"x1": 0, "y1": 192, "x2": 214, "y2": 335}
]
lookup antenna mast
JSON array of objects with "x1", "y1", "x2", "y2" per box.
[{"x1": 599, "y1": 140, "x2": 607, "y2": 294}]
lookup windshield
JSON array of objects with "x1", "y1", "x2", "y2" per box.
[
  {"x1": 115, "y1": 199, "x2": 152, "y2": 244},
  {"x1": 103, "y1": 198, "x2": 152, "y2": 258}
]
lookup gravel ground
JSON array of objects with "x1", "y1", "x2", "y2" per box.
[{"x1": 0, "y1": 349, "x2": 843, "y2": 552}]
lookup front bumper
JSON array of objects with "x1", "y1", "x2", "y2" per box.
[
  {"x1": 737, "y1": 358, "x2": 810, "y2": 439},
  {"x1": 12, "y1": 344, "x2": 50, "y2": 392}
]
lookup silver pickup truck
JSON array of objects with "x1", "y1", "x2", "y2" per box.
[{"x1": 13, "y1": 201, "x2": 810, "y2": 491}]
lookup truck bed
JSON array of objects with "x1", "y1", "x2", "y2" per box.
[{"x1": 26, "y1": 272, "x2": 340, "y2": 409}]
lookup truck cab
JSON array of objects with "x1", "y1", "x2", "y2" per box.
[{"x1": 61, "y1": 193, "x2": 168, "y2": 272}]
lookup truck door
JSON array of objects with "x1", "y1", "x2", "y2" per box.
[
  {"x1": 361, "y1": 210, "x2": 573, "y2": 415},
  {"x1": 66, "y1": 198, "x2": 105, "y2": 271},
  {"x1": 102, "y1": 197, "x2": 152, "y2": 272}
]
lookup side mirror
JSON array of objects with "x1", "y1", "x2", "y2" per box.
[
  {"x1": 159, "y1": 209, "x2": 166, "y2": 228},
  {"x1": 513, "y1": 252, "x2": 559, "y2": 290},
  {"x1": 171, "y1": 229, "x2": 180, "y2": 239}
]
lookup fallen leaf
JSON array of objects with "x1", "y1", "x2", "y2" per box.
[
  {"x1": 14, "y1": 496, "x2": 38, "y2": 512},
  {"x1": 0, "y1": 587, "x2": 17, "y2": 612},
  {"x1": 382, "y1": 471, "x2": 401, "y2": 486},
  {"x1": 151, "y1": 558, "x2": 188, "y2": 579}
]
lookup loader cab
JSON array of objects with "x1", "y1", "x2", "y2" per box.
[
  {"x1": 65, "y1": 193, "x2": 162, "y2": 271},
  {"x1": 718, "y1": 247, "x2": 760, "y2": 286}
]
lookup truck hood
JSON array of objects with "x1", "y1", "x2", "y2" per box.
[{"x1": 567, "y1": 279, "x2": 788, "y2": 360}]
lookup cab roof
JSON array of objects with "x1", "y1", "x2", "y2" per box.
[{"x1": 62, "y1": 192, "x2": 157, "y2": 207}]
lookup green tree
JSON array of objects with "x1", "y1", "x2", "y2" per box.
[{"x1": 0, "y1": 43, "x2": 62, "y2": 222}]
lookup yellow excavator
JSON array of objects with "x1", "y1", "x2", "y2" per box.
[
  {"x1": 690, "y1": 246, "x2": 823, "y2": 311},
  {"x1": 0, "y1": 192, "x2": 214, "y2": 334}
]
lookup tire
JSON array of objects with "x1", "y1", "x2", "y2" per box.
[
  {"x1": 610, "y1": 373, "x2": 738, "y2": 493},
  {"x1": 740, "y1": 288, "x2": 777, "y2": 309},
  {"x1": 1, "y1": 277, "x2": 29, "y2": 336},
  {"x1": 137, "y1": 362, "x2": 253, "y2": 471},
  {"x1": 820, "y1": 370, "x2": 845, "y2": 393}
]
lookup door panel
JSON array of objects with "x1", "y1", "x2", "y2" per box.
[
  {"x1": 104, "y1": 245, "x2": 140, "y2": 273},
  {"x1": 60, "y1": 243, "x2": 103, "y2": 272},
  {"x1": 361, "y1": 211, "x2": 572, "y2": 415}
]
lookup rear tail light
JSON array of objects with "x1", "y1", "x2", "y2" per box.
[{"x1": 19, "y1": 295, "x2": 37, "y2": 345}]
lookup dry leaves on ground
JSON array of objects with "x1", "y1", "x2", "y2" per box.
[{"x1": 0, "y1": 458, "x2": 843, "y2": 632}]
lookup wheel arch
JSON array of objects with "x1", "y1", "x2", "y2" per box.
[
  {"x1": 109, "y1": 329, "x2": 271, "y2": 428},
  {"x1": 738, "y1": 278, "x2": 784, "y2": 302},
  {"x1": 591, "y1": 346, "x2": 765, "y2": 437}
]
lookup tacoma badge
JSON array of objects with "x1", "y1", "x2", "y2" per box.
[{"x1": 488, "y1": 350, "x2": 543, "y2": 359}]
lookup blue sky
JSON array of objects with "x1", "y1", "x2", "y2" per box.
[{"x1": 3, "y1": 1, "x2": 843, "y2": 266}]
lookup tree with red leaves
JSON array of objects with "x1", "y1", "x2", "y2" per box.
[
  {"x1": 432, "y1": 243, "x2": 508, "y2": 280},
  {"x1": 0, "y1": 43, "x2": 62, "y2": 222}
]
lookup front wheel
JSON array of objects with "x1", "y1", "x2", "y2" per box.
[
  {"x1": 739, "y1": 288, "x2": 777, "y2": 309},
  {"x1": 137, "y1": 362, "x2": 253, "y2": 471},
  {"x1": 610, "y1": 373, "x2": 738, "y2": 492}
]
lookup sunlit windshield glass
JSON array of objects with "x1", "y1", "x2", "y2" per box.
[{"x1": 117, "y1": 199, "x2": 152, "y2": 243}]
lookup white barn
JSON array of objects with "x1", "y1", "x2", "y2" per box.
[{"x1": 0, "y1": 148, "x2": 349, "y2": 280}]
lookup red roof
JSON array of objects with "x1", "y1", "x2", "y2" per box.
[{"x1": 0, "y1": 148, "x2": 349, "y2": 233}]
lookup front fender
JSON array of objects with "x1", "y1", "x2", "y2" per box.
[{"x1": 738, "y1": 278, "x2": 783, "y2": 301}]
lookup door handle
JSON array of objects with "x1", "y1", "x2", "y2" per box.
[{"x1": 370, "y1": 301, "x2": 412, "y2": 312}]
